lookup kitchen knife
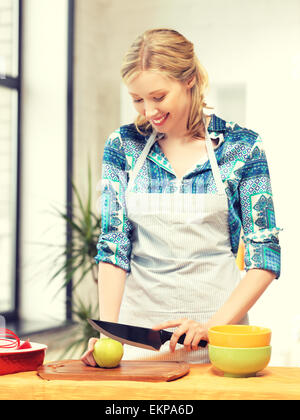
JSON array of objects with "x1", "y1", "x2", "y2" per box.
[{"x1": 88, "y1": 319, "x2": 207, "y2": 351}]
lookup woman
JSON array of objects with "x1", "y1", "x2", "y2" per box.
[{"x1": 81, "y1": 28, "x2": 281, "y2": 365}]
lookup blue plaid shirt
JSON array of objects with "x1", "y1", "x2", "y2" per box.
[{"x1": 95, "y1": 114, "x2": 281, "y2": 278}]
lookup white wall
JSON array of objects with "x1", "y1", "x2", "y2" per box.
[{"x1": 20, "y1": 0, "x2": 68, "y2": 323}]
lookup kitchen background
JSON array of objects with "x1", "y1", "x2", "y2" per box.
[{"x1": 0, "y1": 0, "x2": 299, "y2": 365}]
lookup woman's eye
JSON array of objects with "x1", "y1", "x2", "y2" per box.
[{"x1": 132, "y1": 95, "x2": 165, "y2": 103}]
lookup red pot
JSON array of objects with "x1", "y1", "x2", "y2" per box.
[{"x1": 0, "y1": 342, "x2": 48, "y2": 375}]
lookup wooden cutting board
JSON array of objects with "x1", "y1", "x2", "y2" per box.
[{"x1": 37, "y1": 359, "x2": 190, "y2": 382}]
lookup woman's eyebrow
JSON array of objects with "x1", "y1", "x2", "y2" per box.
[
  {"x1": 149, "y1": 89, "x2": 166, "y2": 95},
  {"x1": 129, "y1": 89, "x2": 166, "y2": 96}
]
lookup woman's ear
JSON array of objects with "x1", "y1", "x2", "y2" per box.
[{"x1": 187, "y1": 75, "x2": 196, "y2": 89}]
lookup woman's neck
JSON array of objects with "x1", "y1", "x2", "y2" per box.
[{"x1": 160, "y1": 115, "x2": 211, "y2": 145}]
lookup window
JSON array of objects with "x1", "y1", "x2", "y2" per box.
[
  {"x1": 0, "y1": 0, "x2": 21, "y2": 320},
  {"x1": 0, "y1": 1, "x2": 74, "y2": 334}
]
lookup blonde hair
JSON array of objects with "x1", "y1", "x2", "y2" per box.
[{"x1": 121, "y1": 28, "x2": 209, "y2": 138}]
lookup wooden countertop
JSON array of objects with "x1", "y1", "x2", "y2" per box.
[{"x1": 1, "y1": 364, "x2": 300, "y2": 400}]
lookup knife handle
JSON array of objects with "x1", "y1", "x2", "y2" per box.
[{"x1": 160, "y1": 330, "x2": 208, "y2": 348}]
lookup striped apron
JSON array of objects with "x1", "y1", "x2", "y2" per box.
[{"x1": 118, "y1": 121, "x2": 248, "y2": 363}]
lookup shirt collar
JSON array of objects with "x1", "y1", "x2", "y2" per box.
[
  {"x1": 206, "y1": 114, "x2": 226, "y2": 148},
  {"x1": 148, "y1": 114, "x2": 227, "y2": 176},
  {"x1": 208, "y1": 113, "x2": 227, "y2": 133}
]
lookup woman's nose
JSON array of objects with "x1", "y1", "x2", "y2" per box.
[{"x1": 144, "y1": 103, "x2": 159, "y2": 120}]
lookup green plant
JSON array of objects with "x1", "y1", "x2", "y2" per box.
[
  {"x1": 51, "y1": 163, "x2": 101, "y2": 358},
  {"x1": 51, "y1": 164, "x2": 100, "y2": 291}
]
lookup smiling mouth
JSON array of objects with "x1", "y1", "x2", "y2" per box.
[{"x1": 151, "y1": 113, "x2": 169, "y2": 126}]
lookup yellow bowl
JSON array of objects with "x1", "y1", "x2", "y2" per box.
[
  {"x1": 208, "y1": 325, "x2": 271, "y2": 348},
  {"x1": 208, "y1": 344, "x2": 272, "y2": 378}
]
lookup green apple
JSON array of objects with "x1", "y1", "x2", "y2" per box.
[{"x1": 93, "y1": 337, "x2": 124, "y2": 368}]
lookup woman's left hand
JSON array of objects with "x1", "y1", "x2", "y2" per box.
[{"x1": 152, "y1": 318, "x2": 209, "y2": 353}]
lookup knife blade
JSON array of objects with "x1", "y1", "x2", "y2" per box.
[{"x1": 88, "y1": 319, "x2": 207, "y2": 351}]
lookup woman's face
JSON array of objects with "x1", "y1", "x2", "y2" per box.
[{"x1": 127, "y1": 70, "x2": 194, "y2": 138}]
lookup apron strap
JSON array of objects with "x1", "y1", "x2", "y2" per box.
[{"x1": 126, "y1": 130, "x2": 157, "y2": 194}]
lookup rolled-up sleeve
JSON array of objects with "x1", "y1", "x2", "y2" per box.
[
  {"x1": 239, "y1": 135, "x2": 282, "y2": 278},
  {"x1": 94, "y1": 130, "x2": 133, "y2": 272}
]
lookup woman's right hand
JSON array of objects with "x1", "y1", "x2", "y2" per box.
[{"x1": 80, "y1": 337, "x2": 99, "y2": 366}]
